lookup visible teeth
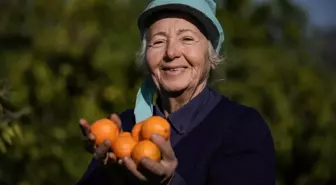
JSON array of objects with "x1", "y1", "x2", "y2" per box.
[
  {"x1": 161, "y1": 67, "x2": 184, "y2": 72},
  {"x1": 168, "y1": 68, "x2": 182, "y2": 71}
]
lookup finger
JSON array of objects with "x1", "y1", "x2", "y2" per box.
[
  {"x1": 151, "y1": 134, "x2": 176, "y2": 161},
  {"x1": 140, "y1": 157, "x2": 165, "y2": 176},
  {"x1": 109, "y1": 113, "x2": 122, "y2": 131},
  {"x1": 79, "y1": 119, "x2": 90, "y2": 136},
  {"x1": 84, "y1": 141, "x2": 95, "y2": 153},
  {"x1": 94, "y1": 140, "x2": 111, "y2": 162},
  {"x1": 80, "y1": 119, "x2": 96, "y2": 140},
  {"x1": 79, "y1": 119, "x2": 96, "y2": 153},
  {"x1": 83, "y1": 134, "x2": 96, "y2": 154},
  {"x1": 122, "y1": 157, "x2": 147, "y2": 181},
  {"x1": 107, "y1": 152, "x2": 117, "y2": 164},
  {"x1": 118, "y1": 159, "x2": 123, "y2": 165}
]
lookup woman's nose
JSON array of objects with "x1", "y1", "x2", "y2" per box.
[{"x1": 164, "y1": 40, "x2": 182, "y2": 61}]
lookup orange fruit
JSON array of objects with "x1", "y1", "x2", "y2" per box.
[
  {"x1": 131, "y1": 122, "x2": 144, "y2": 142},
  {"x1": 140, "y1": 116, "x2": 171, "y2": 140},
  {"x1": 119, "y1": 132, "x2": 132, "y2": 137},
  {"x1": 131, "y1": 140, "x2": 161, "y2": 165},
  {"x1": 90, "y1": 118, "x2": 120, "y2": 146},
  {"x1": 111, "y1": 135, "x2": 138, "y2": 158}
]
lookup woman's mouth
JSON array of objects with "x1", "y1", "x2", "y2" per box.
[{"x1": 161, "y1": 67, "x2": 187, "y2": 75}]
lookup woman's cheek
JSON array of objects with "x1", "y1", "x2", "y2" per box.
[{"x1": 147, "y1": 51, "x2": 163, "y2": 71}]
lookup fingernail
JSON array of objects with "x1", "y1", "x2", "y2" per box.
[
  {"x1": 88, "y1": 134, "x2": 95, "y2": 140},
  {"x1": 140, "y1": 157, "x2": 148, "y2": 163},
  {"x1": 151, "y1": 134, "x2": 159, "y2": 140},
  {"x1": 103, "y1": 140, "x2": 111, "y2": 146}
]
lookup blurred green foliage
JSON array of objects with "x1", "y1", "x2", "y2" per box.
[{"x1": 0, "y1": 0, "x2": 335, "y2": 185}]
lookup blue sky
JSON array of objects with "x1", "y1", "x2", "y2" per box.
[
  {"x1": 294, "y1": 0, "x2": 336, "y2": 28},
  {"x1": 252, "y1": 0, "x2": 336, "y2": 28}
]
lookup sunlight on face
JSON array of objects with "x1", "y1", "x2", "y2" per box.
[{"x1": 145, "y1": 13, "x2": 210, "y2": 94}]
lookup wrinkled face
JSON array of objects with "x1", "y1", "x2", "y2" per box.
[{"x1": 145, "y1": 13, "x2": 210, "y2": 94}]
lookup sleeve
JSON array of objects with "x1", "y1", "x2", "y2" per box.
[
  {"x1": 207, "y1": 108, "x2": 276, "y2": 185},
  {"x1": 76, "y1": 158, "x2": 107, "y2": 185},
  {"x1": 167, "y1": 172, "x2": 187, "y2": 185},
  {"x1": 77, "y1": 158, "x2": 128, "y2": 185}
]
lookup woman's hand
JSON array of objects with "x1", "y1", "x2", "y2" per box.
[
  {"x1": 79, "y1": 113, "x2": 122, "y2": 165},
  {"x1": 121, "y1": 134, "x2": 178, "y2": 184}
]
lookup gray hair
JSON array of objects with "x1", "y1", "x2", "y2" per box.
[{"x1": 135, "y1": 36, "x2": 224, "y2": 73}]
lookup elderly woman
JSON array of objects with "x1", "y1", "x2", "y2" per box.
[{"x1": 78, "y1": 0, "x2": 275, "y2": 185}]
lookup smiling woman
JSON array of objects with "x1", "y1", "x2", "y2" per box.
[
  {"x1": 144, "y1": 11, "x2": 217, "y2": 111},
  {"x1": 77, "y1": 0, "x2": 276, "y2": 185}
]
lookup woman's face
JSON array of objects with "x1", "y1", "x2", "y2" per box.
[{"x1": 145, "y1": 13, "x2": 210, "y2": 94}]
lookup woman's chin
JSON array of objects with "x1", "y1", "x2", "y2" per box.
[{"x1": 161, "y1": 83, "x2": 189, "y2": 95}]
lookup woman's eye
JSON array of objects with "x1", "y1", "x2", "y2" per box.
[
  {"x1": 154, "y1": 41, "x2": 164, "y2": 45},
  {"x1": 149, "y1": 40, "x2": 165, "y2": 47},
  {"x1": 182, "y1": 37, "x2": 195, "y2": 43}
]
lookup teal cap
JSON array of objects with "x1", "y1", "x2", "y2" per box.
[
  {"x1": 134, "y1": 0, "x2": 224, "y2": 123},
  {"x1": 138, "y1": 0, "x2": 224, "y2": 53}
]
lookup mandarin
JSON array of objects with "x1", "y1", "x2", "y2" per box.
[
  {"x1": 111, "y1": 134, "x2": 138, "y2": 158},
  {"x1": 119, "y1": 132, "x2": 132, "y2": 137},
  {"x1": 131, "y1": 122, "x2": 144, "y2": 142},
  {"x1": 90, "y1": 118, "x2": 120, "y2": 146},
  {"x1": 131, "y1": 140, "x2": 161, "y2": 165},
  {"x1": 140, "y1": 116, "x2": 170, "y2": 140}
]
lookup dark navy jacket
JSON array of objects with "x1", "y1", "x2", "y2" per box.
[{"x1": 77, "y1": 87, "x2": 276, "y2": 185}]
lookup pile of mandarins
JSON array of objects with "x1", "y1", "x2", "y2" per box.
[{"x1": 90, "y1": 116, "x2": 170, "y2": 165}]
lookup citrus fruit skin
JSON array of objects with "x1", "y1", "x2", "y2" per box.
[
  {"x1": 90, "y1": 118, "x2": 120, "y2": 146},
  {"x1": 119, "y1": 132, "x2": 132, "y2": 137},
  {"x1": 140, "y1": 116, "x2": 171, "y2": 141},
  {"x1": 111, "y1": 135, "x2": 138, "y2": 158},
  {"x1": 131, "y1": 140, "x2": 161, "y2": 165},
  {"x1": 131, "y1": 122, "x2": 144, "y2": 142}
]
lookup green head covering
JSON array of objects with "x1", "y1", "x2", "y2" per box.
[{"x1": 134, "y1": 0, "x2": 225, "y2": 123}]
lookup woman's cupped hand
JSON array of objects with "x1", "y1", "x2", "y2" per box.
[{"x1": 79, "y1": 113, "x2": 178, "y2": 184}]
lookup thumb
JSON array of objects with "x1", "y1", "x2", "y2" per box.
[
  {"x1": 109, "y1": 113, "x2": 123, "y2": 131},
  {"x1": 151, "y1": 134, "x2": 176, "y2": 162}
]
